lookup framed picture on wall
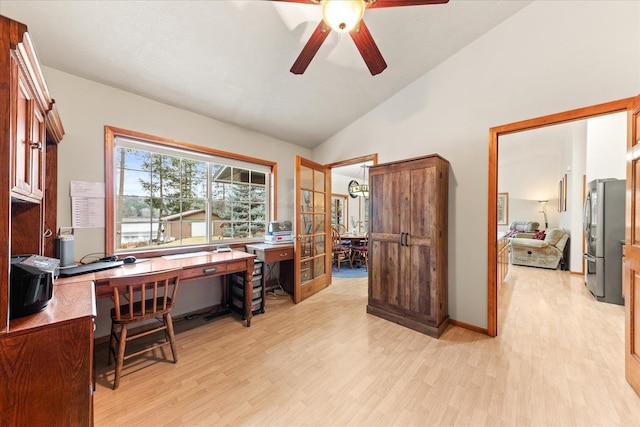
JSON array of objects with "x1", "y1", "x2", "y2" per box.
[
  {"x1": 497, "y1": 192, "x2": 509, "y2": 225},
  {"x1": 562, "y1": 173, "x2": 568, "y2": 211},
  {"x1": 558, "y1": 175, "x2": 567, "y2": 212},
  {"x1": 558, "y1": 179, "x2": 563, "y2": 212}
]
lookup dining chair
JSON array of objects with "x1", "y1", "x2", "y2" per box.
[
  {"x1": 351, "y1": 233, "x2": 368, "y2": 271},
  {"x1": 107, "y1": 268, "x2": 181, "y2": 389},
  {"x1": 332, "y1": 227, "x2": 352, "y2": 271}
]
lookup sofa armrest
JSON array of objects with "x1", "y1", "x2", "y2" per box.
[
  {"x1": 554, "y1": 234, "x2": 570, "y2": 251},
  {"x1": 509, "y1": 238, "x2": 549, "y2": 248},
  {"x1": 515, "y1": 232, "x2": 536, "y2": 239}
]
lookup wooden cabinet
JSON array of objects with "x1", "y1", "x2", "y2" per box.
[
  {"x1": 1, "y1": 281, "x2": 96, "y2": 426},
  {"x1": 1, "y1": 16, "x2": 65, "y2": 332},
  {"x1": 367, "y1": 155, "x2": 449, "y2": 338},
  {"x1": 0, "y1": 15, "x2": 91, "y2": 427}
]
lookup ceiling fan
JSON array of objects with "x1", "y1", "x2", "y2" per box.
[{"x1": 272, "y1": 0, "x2": 449, "y2": 75}]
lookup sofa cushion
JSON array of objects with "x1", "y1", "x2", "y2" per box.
[
  {"x1": 510, "y1": 238, "x2": 549, "y2": 248},
  {"x1": 544, "y1": 228, "x2": 565, "y2": 246},
  {"x1": 509, "y1": 221, "x2": 540, "y2": 233}
]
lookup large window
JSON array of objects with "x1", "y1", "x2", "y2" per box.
[{"x1": 106, "y1": 127, "x2": 274, "y2": 254}]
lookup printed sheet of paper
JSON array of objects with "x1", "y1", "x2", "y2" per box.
[{"x1": 70, "y1": 181, "x2": 105, "y2": 228}]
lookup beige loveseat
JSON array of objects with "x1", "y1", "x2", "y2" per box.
[{"x1": 509, "y1": 228, "x2": 569, "y2": 270}]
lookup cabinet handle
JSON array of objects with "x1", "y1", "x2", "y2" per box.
[
  {"x1": 400, "y1": 232, "x2": 405, "y2": 247},
  {"x1": 405, "y1": 233, "x2": 410, "y2": 246},
  {"x1": 30, "y1": 141, "x2": 42, "y2": 150},
  {"x1": 203, "y1": 267, "x2": 218, "y2": 274}
]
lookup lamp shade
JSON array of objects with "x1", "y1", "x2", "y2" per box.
[{"x1": 322, "y1": 0, "x2": 366, "y2": 32}]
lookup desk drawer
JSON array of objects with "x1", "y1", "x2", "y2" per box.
[
  {"x1": 181, "y1": 262, "x2": 228, "y2": 280},
  {"x1": 262, "y1": 248, "x2": 293, "y2": 263}
]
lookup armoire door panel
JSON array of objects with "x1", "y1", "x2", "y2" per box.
[
  {"x1": 369, "y1": 239, "x2": 401, "y2": 307},
  {"x1": 409, "y1": 165, "x2": 437, "y2": 239},
  {"x1": 370, "y1": 171, "x2": 407, "y2": 234},
  {"x1": 409, "y1": 244, "x2": 433, "y2": 318}
]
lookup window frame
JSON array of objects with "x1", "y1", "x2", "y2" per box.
[{"x1": 105, "y1": 126, "x2": 277, "y2": 257}]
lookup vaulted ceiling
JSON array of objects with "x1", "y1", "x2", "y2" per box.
[{"x1": 0, "y1": 0, "x2": 531, "y2": 148}]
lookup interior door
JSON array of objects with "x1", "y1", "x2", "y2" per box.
[
  {"x1": 294, "y1": 156, "x2": 331, "y2": 303},
  {"x1": 625, "y1": 94, "x2": 640, "y2": 396}
]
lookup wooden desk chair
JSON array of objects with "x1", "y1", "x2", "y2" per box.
[
  {"x1": 332, "y1": 227, "x2": 352, "y2": 271},
  {"x1": 351, "y1": 233, "x2": 368, "y2": 271},
  {"x1": 107, "y1": 269, "x2": 181, "y2": 389}
]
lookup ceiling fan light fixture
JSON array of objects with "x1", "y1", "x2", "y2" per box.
[{"x1": 321, "y1": 0, "x2": 366, "y2": 32}]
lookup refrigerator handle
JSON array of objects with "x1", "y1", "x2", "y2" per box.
[
  {"x1": 584, "y1": 253, "x2": 597, "y2": 262},
  {"x1": 583, "y1": 193, "x2": 591, "y2": 235}
]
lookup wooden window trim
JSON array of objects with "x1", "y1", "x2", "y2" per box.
[{"x1": 104, "y1": 126, "x2": 277, "y2": 258}]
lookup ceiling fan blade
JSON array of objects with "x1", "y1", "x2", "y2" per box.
[
  {"x1": 349, "y1": 20, "x2": 387, "y2": 75},
  {"x1": 366, "y1": 0, "x2": 449, "y2": 9},
  {"x1": 290, "y1": 21, "x2": 332, "y2": 74}
]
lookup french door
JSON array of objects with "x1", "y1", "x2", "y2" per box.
[{"x1": 293, "y1": 156, "x2": 331, "y2": 303}]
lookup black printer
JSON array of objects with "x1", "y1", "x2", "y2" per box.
[{"x1": 10, "y1": 255, "x2": 59, "y2": 319}]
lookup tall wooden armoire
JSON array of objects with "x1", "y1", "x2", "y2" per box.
[{"x1": 367, "y1": 154, "x2": 449, "y2": 338}]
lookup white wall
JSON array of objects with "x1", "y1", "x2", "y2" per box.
[
  {"x1": 43, "y1": 68, "x2": 311, "y2": 337},
  {"x1": 312, "y1": 1, "x2": 640, "y2": 329},
  {"x1": 586, "y1": 113, "x2": 627, "y2": 181},
  {"x1": 498, "y1": 151, "x2": 561, "y2": 230},
  {"x1": 567, "y1": 121, "x2": 588, "y2": 272}
]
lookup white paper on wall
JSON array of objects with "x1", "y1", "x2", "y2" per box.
[{"x1": 70, "y1": 181, "x2": 105, "y2": 228}]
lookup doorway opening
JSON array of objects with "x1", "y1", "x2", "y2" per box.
[
  {"x1": 487, "y1": 98, "x2": 634, "y2": 337},
  {"x1": 326, "y1": 154, "x2": 378, "y2": 279}
]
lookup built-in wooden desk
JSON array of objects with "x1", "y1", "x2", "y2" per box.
[
  {"x1": 1, "y1": 251, "x2": 255, "y2": 425},
  {"x1": 57, "y1": 250, "x2": 257, "y2": 326},
  {"x1": 246, "y1": 243, "x2": 294, "y2": 294}
]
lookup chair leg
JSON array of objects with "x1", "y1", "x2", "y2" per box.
[
  {"x1": 165, "y1": 313, "x2": 178, "y2": 363},
  {"x1": 113, "y1": 324, "x2": 128, "y2": 390},
  {"x1": 107, "y1": 321, "x2": 116, "y2": 366}
]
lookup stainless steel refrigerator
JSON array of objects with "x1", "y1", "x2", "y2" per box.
[{"x1": 583, "y1": 178, "x2": 625, "y2": 305}]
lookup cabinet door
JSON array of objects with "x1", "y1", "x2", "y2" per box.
[
  {"x1": 12, "y1": 65, "x2": 33, "y2": 198},
  {"x1": 0, "y1": 319, "x2": 94, "y2": 425},
  {"x1": 368, "y1": 166, "x2": 410, "y2": 313},
  {"x1": 30, "y1": 105, "x2": 45, "y2": 199},
  {"x1": 11, "y1": 58, "x2": 44, "y2": 202}
]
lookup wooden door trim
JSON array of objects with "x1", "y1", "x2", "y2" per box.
[
  {"x1": 625, "y1": 94, "x2": 640, "y2": 395},
  {"x1": 487, "y1": 97, "x2": 635, "y2": 337},
  {"x1": 325, "y1": 154, "x2": 378, "y2": 169}
]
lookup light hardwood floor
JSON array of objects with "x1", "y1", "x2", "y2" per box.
[{"x1": 93, "y1": 266, "x2": 640, "y2": 426}]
